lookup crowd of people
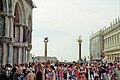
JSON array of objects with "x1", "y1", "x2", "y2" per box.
[{"x1": 0, "y1": 61, "x2": 120, "y2": 80}]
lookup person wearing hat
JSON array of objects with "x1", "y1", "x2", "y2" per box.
[{"x1": 26, "y1": 68, "x2": 36, "y2": 80}]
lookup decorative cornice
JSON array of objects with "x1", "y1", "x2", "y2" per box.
[
  {"x1": 103, "y1": 19, "x2": 120, "y2": 35},
  {"x1": 25, "y1": 0, "x2": 37, "y2": 8},
  {"x1": 0, "y1": 12, "x2": 8, "y2": 16}
]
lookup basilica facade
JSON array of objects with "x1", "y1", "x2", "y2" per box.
[{"x1": 0, "y1": 0, "x2": 36, "y2": 66}]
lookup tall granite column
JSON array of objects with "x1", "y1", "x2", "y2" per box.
[
  {"x1": 44, "y1": 37, "x2": 48, "y2": 62},
  {"x1": 78, "y1": 36, "x2": 82, "y2": 61}
]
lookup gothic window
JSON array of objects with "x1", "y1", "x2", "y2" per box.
[
  {"x1": 0, "y1": 0, "x2": 3, "y2": 11},
  {"x1": 14, "y1": 5, "x2": 19, "y2": 23},
  {"x1": 0, "y1": 16, "x2": 5, "y2": 36},
  {"x1": 14, "y1": 3, "x2": 20, "y2": 42}
]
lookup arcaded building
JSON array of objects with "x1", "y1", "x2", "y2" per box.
[
  {"x1": 0, "y1": 0, "x2": 36, "y2": 66},
  {"x1": 103, "y1": 18, "x2": 120, "y2": 62},
  {"x1": 90, "y1": 18, "x2": 120, "y2": 62}
]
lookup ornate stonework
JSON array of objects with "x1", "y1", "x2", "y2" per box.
[
  {"x1": 103, "y1": 18, "x2": 120, "y2": 62},
  {"x1": 0, "y1": 0, "x2": 35, "y2": 67}
]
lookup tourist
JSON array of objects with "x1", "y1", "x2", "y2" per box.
[
  {"x1": 26, "y1": 68, "x2": 36, "y2": 80},
  {"x1": 113, "y1": 63, "x2": 120, "y2": 80},
  {"x1": 36, "y1": 63, "x2": 44, "y2": 80}
]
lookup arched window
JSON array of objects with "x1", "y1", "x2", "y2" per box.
[
  {"x1": 0, "y1": 0, "x2": 3, "y2": 11},
  {"x1": 14, "y1": 4, "x2": 20, "y2": 23},
  {"x1": 13, "y1": 3, "x2": 20, "y2": 42}
]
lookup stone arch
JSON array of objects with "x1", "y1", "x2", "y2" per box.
[
  {"x1": 14, "y1": 0, "x2": 26, "y2": 24},
  {"x1": 14, "y1": 2, "x2": 22, "y2": 23}
]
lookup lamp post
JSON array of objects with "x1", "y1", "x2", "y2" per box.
[
  {"x1": 78, "y1": 36, "x2": 82, "y2": 62},
  {"x1": 44, "y1": 37, "x2": 48, "y2": 62}
]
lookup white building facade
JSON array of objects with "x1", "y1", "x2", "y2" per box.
[
  {"x1": 103, "y1": 18, "x2": 120, "y2": 62},
  {"x1": 90, "y1": 30, "x2": 103, "y2": 61},
  {"x1": 0, "y1": 0, "x2": 36, "y2": 67},
  {"x1": 90, "y1": 18, "x2": 120, "y2": 62}
]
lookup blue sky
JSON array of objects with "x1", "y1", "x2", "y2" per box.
[{"x1": 31, "y1": 0, "x2": 120, "y2": 61}]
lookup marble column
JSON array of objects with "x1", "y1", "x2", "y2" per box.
[
  {"x1": 13, "y1": 47, "x2": 18, "y2": 64},
  {"x1": 108, "y1": 38, "x2": 109, "y2": 48},
  {"x1": 106, "y1": 38, "x2": 108, "y2": 49},
  {"x1": 111, "y1": 36, "x2": 114, "y2": 47},
  {"x1": 5, "y1": 16, "x2": 9, "y2": 37},
  {"x1": 27, "y1": 49, "x2": 30, "y2": 63},
  {"x1": 8, "y1": 44, "x2": 13, "y2": 65},
  {"x1": 104, "y1": 39, "x2": 106, "y2": 49},
  {"x1": 22, "y1": 47, "x2": 26, "y2": 63},
  {"x1": 113, "y1": 36, "x2": 115, "y2": 46},
  {"x1": 10, "y1": 16, "x2": 14, "y2": 38},
  {"x1": 18, "y1": 47, "x2": 22, "y2": 64},
  {"x1": 2, "y1": 43, "x2": 7, "y2": 65},
  {"x1": 116, "y1": 34, "x2": 118, "y2": 46},
  {"x1": 25, "y1": 49, "x2": 27, "y2": 63},
  {"x1": 20, "y1": 26, "x2": 23, "y2": 42}
]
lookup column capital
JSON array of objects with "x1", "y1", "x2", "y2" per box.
[
  {"x1": 26, "y1": 47, "x2": 31, "y2": 51},
  {"x1": 8, "y1": 14, "x2": 15, "y2": 19},
  {"x1": 0, "y1": 12, "x2": 8, "y2": 16},
  {"x1": 44, "y1": 37, "x2": 49, "y2": 43},
  {"x1": 78, "y1": 36, "x2": 82, "y2": 43}
]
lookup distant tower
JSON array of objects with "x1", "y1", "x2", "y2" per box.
[
  {"x1": 78, "y1": 36, "x2": 82, "y2": 61},
  {"x1": 44, "y1": 37, "x2": 49, "y2": 62}
]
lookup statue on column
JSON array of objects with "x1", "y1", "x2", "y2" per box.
[{"x1": 44, "y1": 37, "x2": 48, "y2": 62}]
